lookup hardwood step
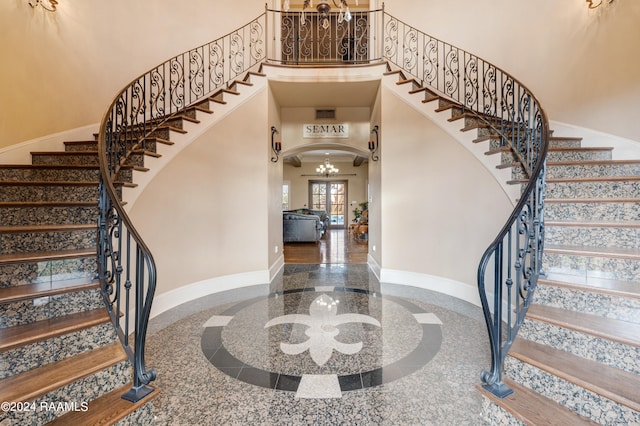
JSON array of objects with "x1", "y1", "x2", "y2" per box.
[
  {"x1": 486, "y1": 146, "x2": 614, "y2": 156},
  {"x1": 478, "y1": 378, "x2": 597, "y2": 426},
  {"x1": 545, "y1": 244, "x2": 640, "y2": 262},
  {"x1": 0, "y1": 342, "x2": 126, "y2": 404},
  {"x1": 48, "y1": 383, "x2": 158, "y2": 426},
  {"x1": 511, "y1": 176, "x2": 640, "y2": 185},
  {"x1": 546, "y1": 197, "x2": 640, "y2": 204},
  {"x1": 510, "y1": 338, "x2": 640, "y2": 412},
  {"x1": 526, "y1": 304, "x2": 640, "y2": 348},
  {"x1": 0, "y1": 308, "x2": 110, "y2": 352},
  {"x1": 0, "y1": 248, "x2": 95, "y2": 266},
  {"x1": 0, "y1": 277, "x2": 99, "y2": 304},
  {"x1": 540, "y1": 273, "x2": 640, "y2": 300},
  {"x1": 545, "y1": 220, "x2": 640, "y2": 229},
  {"x1": 0, "y1": 224, "x2": 96, "y2": 234}
]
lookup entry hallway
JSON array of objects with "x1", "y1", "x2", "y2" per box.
[{"x1": 145, "y1": 263, "x2": 492, "y2": 425}]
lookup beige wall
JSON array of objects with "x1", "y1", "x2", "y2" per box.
[
  {"x1": 0, "y1": 0, "x2": 266, "y2": 148},
  {"x1": 2, "y1": 0, "x2": 637, "y2": 149},
  {"x1": 268, "y1": 87, "x2": 285, "y2": 272},
  {"x1": 380, "y1": 86, "x2": 513, "y2": 287},
  {"x1": 386, "y1": 0, "x2": 640, "y2": 142},
  {"x1": 129, "y1": 90, "x2": 270, "y2": 296},
  {"x1": 367, "y1": 86, "x2": 382, "y2": 269}
]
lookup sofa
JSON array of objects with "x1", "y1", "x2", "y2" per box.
[{"x1": 283, "y1": 209, "x2": 329, "y2": 242}]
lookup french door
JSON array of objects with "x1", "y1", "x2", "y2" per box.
[{"x1": 309, "y1": 181, "x2": 348, "y2": 229}]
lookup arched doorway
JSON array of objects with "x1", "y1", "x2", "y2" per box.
[{"x1": 281, "y1": 145, "x2": 370, "y2": 264}]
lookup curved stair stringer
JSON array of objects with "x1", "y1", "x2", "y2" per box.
[
  {"x1": 120, "y1": 65, "x2": 268, "y2": 212},
  {"x1": 381, "y1": 68, "x2": 519, "y2": 204}
]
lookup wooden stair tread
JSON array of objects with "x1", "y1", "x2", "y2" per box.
[
  {"x1": 0, "y1": 308, "x2": 110, "y2": 352},
  {"x1": 547, "y1": 159, "x2": 640, "y2": 166},
  {"x1": 545, "y1": 243, "x2": 640, "y2": 261},
  {"x1": 0, "y1": 277, "x2": 99, "y2": 304},
  {"x1": 527, "y1": 304, "x2": 640, "y2": 347},
  {"x1": 546, "y1": 197, "x2": 640, "y2": 204},
  {"x1": 0, "y1": 224, "x2": 96, "y2": 233},
  {"x1": 0, "y1": 343, "x2": 126, "y2": 404},
  {"x1": 545, "y1": 220, "x2": 640, "y2": 228},
  {"x1": 31, "y1": 150, "x2": 98, "y2": 155},
  {"x1": 539, "y1": 274, "x2": 640, "y2": 300},
  {"x1": 501, "y1": 160, "x2": 640, "y2": 169},
  {"x1": 510, "y1": 176, "x2": 640, "y2": 184},
  {"x1": 0, "y1": 164, "x2": 98, "y2": 169},
  {"x1": 487, "y1": 146, "x2": 613, "y2": 155},
  {"x1": 0, "y1": 180, "x2": 99, "y2": 186},
  {"x1": 48, "y1": 383, "x2": 158, "y2": 426},
  {"x1": 0, "y1": 201, "x2": 97, "y2": 208},
  {"x1": 510, "y1": 338, "x2": 640, "y2": 412},
  {"x1": 477, "y1": 378, "x2": 597, "y2": 426},
  {"x1": 0, "y1": 248, "x2": 96, "y2": 265},
  {"x1": 131, "y1": 149, "x2": 162, "y2": 158}
]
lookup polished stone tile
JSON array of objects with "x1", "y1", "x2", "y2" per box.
[{"x1": 147, "y1": 264, "x2": 491, "y2": 425}]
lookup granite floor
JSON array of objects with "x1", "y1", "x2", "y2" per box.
[{"x1": 145, "y1": 264, "x2": 491, "y2": 425}]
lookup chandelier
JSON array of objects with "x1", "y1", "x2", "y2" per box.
[
  {"x1": 283, "y1": 0, "x2": 359, "y2": 29},
  {"x1": 316, "y1": 158, "x2": 339, "y2": 177}
]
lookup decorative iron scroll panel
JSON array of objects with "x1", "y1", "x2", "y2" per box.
[
  {"x1": 382, "y1": 14, "x2": 549, "y2": 398},
  {"x1": 280, "y1": 11, "x2": 371, "y2": 64},
  {"x1": 97, "y1": 15, "x2": 266, "y2": 402}
]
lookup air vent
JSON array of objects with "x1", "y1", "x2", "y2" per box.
[{"x1": 315, "y1": 109, "x2": 336, "y2": 119}]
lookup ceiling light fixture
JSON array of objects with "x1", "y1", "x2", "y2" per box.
[
  {"x1": 283, "y1": 0, "x2": 359, "y2": 29},
  {"x1": 28, "y1": 0, "x2": 58, "y2": 12},
  {"x1": 316, "y1": 158, "x2": 339, "y2": 177}
]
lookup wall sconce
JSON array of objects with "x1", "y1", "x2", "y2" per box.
[
  {"x1": 271, "y1": 126, "x2": 282, "y2": 163},
  {"x1": 586, "y1": 0, "x2": 614, "y2": 9},
  {"x1": 28, "y1": 0, "x2": 58, "y2": 12},
  {"x1": 368, "y1": 125, "x2": 379, "y2": 162}
]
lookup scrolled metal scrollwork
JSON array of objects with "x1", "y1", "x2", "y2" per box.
[
  {"x1": 97, "y1": 13, "x2": 266, "y2": 403},
  {"x1": 380, "y1": 12, "x2": 549, "y2": 399}
]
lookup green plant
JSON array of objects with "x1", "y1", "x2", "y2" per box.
[{"x1": 352, "y1": 201, "x2": 368, "y2": 222}]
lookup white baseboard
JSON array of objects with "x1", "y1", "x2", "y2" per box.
[
  {"x1": 150, "y1": 270, "x2": 270, "y2": 319},
  {"x1": 379, "y1": 268, "x2": 481, "y2": 307},
  {"x1": 367, "y1": 254, "x2": 381, "y2": 280},
  {"x1": 270, "y1": 255, "x2": 285, "y2": 280}
]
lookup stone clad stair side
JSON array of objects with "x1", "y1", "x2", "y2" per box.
[
  {"x1": 0, "y1": 72, "x2": 265, "y2": 424},
  {"x1": 480, "y1": 136, "x2": 640, "y2": 424}
]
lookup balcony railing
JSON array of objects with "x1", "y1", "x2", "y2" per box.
[{"x1": 266, "y1": 7, "x2": 384, "y2": 64}]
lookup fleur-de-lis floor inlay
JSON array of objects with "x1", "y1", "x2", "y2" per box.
[{"x1": 264, "y1": 294, "x2": 381, "y2": 366}]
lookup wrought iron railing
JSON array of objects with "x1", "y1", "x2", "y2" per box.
[
  {"x1": 96, "y1": 14, "x2": 266, "y2": 402},
  {"x1": 383, "y1": 15, "x2": 549, "y2": 397},
  {"x1": 266, "y1": 7, "x2": 384, "y2": 64}
]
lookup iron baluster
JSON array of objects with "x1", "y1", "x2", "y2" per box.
[{"x1": 381, "y1": 12, "x2": 549, "y2": 398}]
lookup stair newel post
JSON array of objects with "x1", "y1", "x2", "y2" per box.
[
  {"x1": 481, "y1": 241, "x2": 514, "y2": 398},
  {"x1": 121, "y1": 245, "x2": 157, "y2": 403}
]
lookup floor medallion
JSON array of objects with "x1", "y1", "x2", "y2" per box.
[{"x1": 201, "y1": 287, "x2": 443, "y2": 399}]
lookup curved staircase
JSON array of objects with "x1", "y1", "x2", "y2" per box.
[
  {"x1": 481, "y1": 138, "x2": 640, "y2": 424},
  {"x1": 0, "y1": 74, "x2": 260, "y2": 424},
  {"x1": 384, "y1": 65, "x2": 640, "y2": 424}
]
